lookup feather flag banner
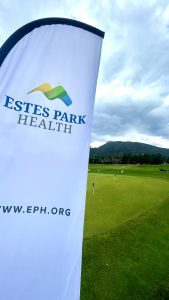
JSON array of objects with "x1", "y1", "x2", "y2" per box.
[{"x1": 0, "y1": 18, "x2": 104, "y2": 299}]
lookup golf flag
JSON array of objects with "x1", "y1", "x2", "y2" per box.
[{"x1": 0, "y1": 18, "x2": 104, "y2": 299}]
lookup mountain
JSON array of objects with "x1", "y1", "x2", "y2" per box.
[{"x1": 90, "y1": 141, "x2": 169, "y2": 158}]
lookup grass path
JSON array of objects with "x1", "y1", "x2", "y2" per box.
[{"x1": 81, "y1": 196, "x2": 169, "y2": 299}]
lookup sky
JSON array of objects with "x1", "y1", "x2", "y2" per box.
[{"x1": 1, "y1": 0, "x2": 169, "y2": 148}]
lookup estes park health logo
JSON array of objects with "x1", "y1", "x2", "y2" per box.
[
  {"x1": 28, "y1": 83, "x2": 72, "y2": 106},
  {"x1": 2, "y1": 82, "x2": 86, "y2": 135}
]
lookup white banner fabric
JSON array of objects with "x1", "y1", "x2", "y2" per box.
[{"x1": 0, "y1": 21, "x2": 103, "y2": 299}]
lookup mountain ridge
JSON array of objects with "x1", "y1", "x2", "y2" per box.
[{"x1": 90, "y1": 141, "x2": 169, "y2": 158}]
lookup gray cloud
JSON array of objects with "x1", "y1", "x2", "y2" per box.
[
  {"x1": 93, "y1": 96, "x2": 169, "y2": 138},
  {"x1": 90, "y1": 1, "x2": 169, "y2": 147}
]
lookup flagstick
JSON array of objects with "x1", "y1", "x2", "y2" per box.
[{"x1": 92, "y1": 182, "x2": 95, "y2": 197}]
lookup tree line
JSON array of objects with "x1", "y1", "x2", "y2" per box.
[{"x1": 89, "y1": 153, "x2": 169, "y2": 164}]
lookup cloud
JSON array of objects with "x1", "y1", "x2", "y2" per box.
[{"x1": 92, "y1": 0, "x2": 169, "y2": 148}]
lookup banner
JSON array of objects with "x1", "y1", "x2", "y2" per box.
[{"x1": 0, "y1": 18, "x2": 104, "y2": 299}]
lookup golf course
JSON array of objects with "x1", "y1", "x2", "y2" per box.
[{"x1": 81, "y1": 164, "x2": 169, "y2": 299}]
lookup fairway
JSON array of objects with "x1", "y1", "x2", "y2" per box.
[{"x1": 81, "y1": 165, "x2": 169, "y2": 299}]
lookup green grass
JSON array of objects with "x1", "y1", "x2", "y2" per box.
[
  {"x1": 84, "y1": 172, "x2": 169, "y2": 237},
  {"x1": 88, "y1": 164, "x2": 169, "y2": 179},
  {"x1": 81, "y1": 164, "x2": 169, "y2": 299}
]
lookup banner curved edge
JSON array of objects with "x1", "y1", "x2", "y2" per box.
[{"x1": 0, "y1": 17, "x2": 105, "y2": 68}]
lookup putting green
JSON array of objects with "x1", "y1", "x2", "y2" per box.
[{"x1": 84, "y1": 172, "x2": 169, "y2": 237}]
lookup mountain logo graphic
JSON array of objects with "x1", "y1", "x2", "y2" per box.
[{"x1": 28, "y1": 83, "x2": 72, "y2": 106}]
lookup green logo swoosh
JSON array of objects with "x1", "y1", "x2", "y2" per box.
[{"x1": 28, "y1": 83, "x2": 72, "y2": 106}]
